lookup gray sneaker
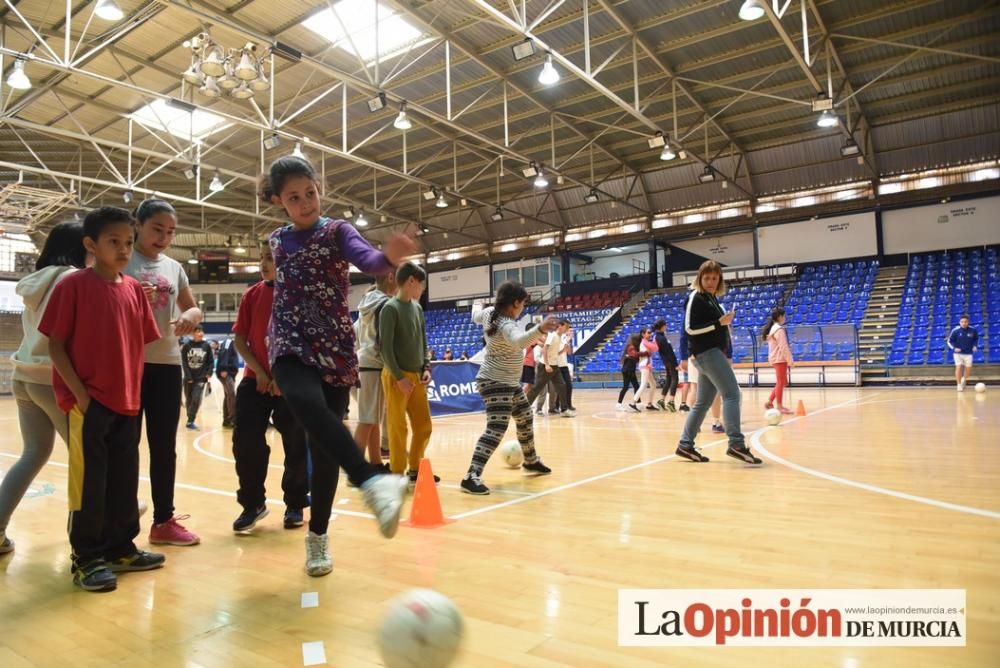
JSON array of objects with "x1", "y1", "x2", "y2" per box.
[
  {"x1": 305, "y1": 531, "x2": 332, "y2": 577},
  {"x1": 361, "y1": 474, "x2": 408, "y2": 538}
]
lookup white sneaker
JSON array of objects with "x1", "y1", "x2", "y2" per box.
[
  {"x1": 615, "y1": 403, "x2": 626, "y2": 412},
  {"x1": 0, "y1": 529, "x2": 13, "y2": 554},
  {"x1": 960, "y1": 378, "x2": 967, "y2": 390},
  {"x1": 561, "y1": 409, "x2": 576, "y2": 418},
  {"x1": 361, "y1": 474, "x2": 408, "y2": 538},
  {"x1": 957, "y1": 384, "x2": 964, "y2": 392},
  {"x1": 304, "y1": 531, "x2": 332, "y2": 576}
]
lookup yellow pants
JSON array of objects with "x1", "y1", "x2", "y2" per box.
[{"x1": 381, "y1": 370, "x2": 433, "y2": 474}]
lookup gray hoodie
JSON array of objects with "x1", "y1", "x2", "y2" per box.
[
  {"x1": 12, "y1": 265, "x2": 76, "y2": 385},
  {"x1": 355, "y1": 287, "x2": 391, "y2": 370}
]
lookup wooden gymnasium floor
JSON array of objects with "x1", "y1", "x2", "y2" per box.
[{"x1": 0, "y1": 382, "x2": 997, "y2": 667}]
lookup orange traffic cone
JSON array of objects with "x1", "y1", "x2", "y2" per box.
[
  {"x1": 402, "y1": 459, "x2": 452, "y2": 529},
  {"x1": 796, "y1": 400, "x2": 807, "y2": 417}
]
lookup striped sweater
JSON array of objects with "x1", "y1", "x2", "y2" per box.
[{"x1": 473, "y1": 306, "x2": 545, "y2": 385}]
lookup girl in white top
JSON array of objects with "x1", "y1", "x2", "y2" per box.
[
  {"x1": 461, "y1": 282, "x2": 559, "y2": 496},
  {"x1": 0, "y1": 223, "x2": 87, "y2": 555}
]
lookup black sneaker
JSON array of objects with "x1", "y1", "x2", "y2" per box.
[
  {"x1": 645, "y1": 404, "x2": 660, "y2": 411},
  {"x1": 407, "y1": 470, "x2": 441, "y2": 486},
  {"x1": 666, "y1": 401, "x2": 677, "y2": 413},
  {"x1": 656, "y1": 399, "x2": 666, "y2": 410},
  {"x1": 233, "y1": 505, "x2": 269, "y2": 533},
  {"x1": 726, "y1": 447, "x2": 763, "y2": 465},
  {"x1": 628, "y1": 403, "x2": 641, "y2": 413},
  {"x1": 108, "y1": 550, "x2": 166, "y2": 572},
  {"x1": 460, "y1": 474, "x2": 490, "y2": 495},
  {"x1": 284, "y1": 508, "x2": 304, "y2": 529},
  {"x1": 522, "y1": 460, "x2": 552, "y2": 475},
  {"x1": 675, "y1": 446, "x2": 710, "y2": 462},
  {"x1": 679, "y1": 404, "x2": 690, "y2": 412},
  {"x1": 72, "y1": 559, "x2": 117, "y2": 592}
]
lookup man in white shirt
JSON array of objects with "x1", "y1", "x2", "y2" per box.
[{"x1": 527, "y1": 320, "x2": 574, "y2": 417}]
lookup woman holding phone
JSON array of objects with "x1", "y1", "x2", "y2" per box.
[{"x1": 674, "y1": 260, "x2": 761, "y2": 465}]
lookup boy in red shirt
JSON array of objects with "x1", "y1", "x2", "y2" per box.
[
  {"x1": 40, "y1": 207, "x2": 162, "y2": 592},
  {"x1": 231, "y1": 245, "x2": 309, "y2": 533}
]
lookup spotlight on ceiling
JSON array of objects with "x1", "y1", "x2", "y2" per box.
[
  {"x1": 355, "y1": 210, "x2": 368, "y2": 227},
  {"x1": 660, "y1": 145, "x2": 676, "y2": 161},
  {"x1": 841, "y1": 137, "x2": 860, "y2": 157},
  {"x1": 209, "y1": 171, "x2": 225, "y2": 192},
  {"x1": 511, "y1": 38, "x2": 536, "y2": 61},
  {"x1": 490, "y1": 207, "x2": 504, "y2": 222},
  {"x1": 435, "y1": 190, "x2": 449, "y2": 208},
  {"x1": 7, "y1": 58, "x2": 32, "y2": 90},
  {"x1": 183, "y1": 166, "x2": 197, "y2": 180},
  {"x1": 584, "y1": 189, "x2": 599, "y2": 204},
  {"x1": 698, "y1": 167, "x2": 717, "y2": 184},
  {"x1": 647, "y1": 131, "x2": 666, "y2": 149},
  {"x1": 533, "y1": 169, "x2": 548, "y2": 188},
  {"x1": 263, "y1": 133, "x2": 280, "y2": 150},
  {"x1": 521, "y1": 162, "x2": 539, "y2": 178},
  {"x1": 367, "y1": 92, "x2": 388, "y2": 113},
  {"x1": 422, "y1": 188, "x2": 437, "y2": 201},
  {"x1": 122, "y1": 190, "x2": 134, "y2": 204}
]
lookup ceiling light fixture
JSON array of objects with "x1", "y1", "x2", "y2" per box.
[
  {"x1": 490, "y1": 207, "x2": 504, "y2": 222},
  {"x1": 6, "y1": 59, "x2": 31, "y2": 90},
  {"x1": 738, "y1": 0, "x2": 766, "y2": 21},
  {"x1": 393, "y1": 101, "x2": 412, "y2": 130},
  {"x1": 698, "y1": 166, "x2": 717, "y2": 183},
  {"x1": 435, "y1": 190, "x2": 449, "y2": 208},
  {"x1": 263, "y1": 133, "x2": 280, "y2": 150},
  {"x1": 538, "y1": 52, "x2": 559, "y2": 86},
  {"x1": 122, "y1": 190, "x2": 134, "y2": 205},
  {"x1": 95, "y1": 0, "x2": 124, "y2": 21},
  {"x1": 184, "y1": 34, "x2": 268, "y2": 101},
  {"x1": 233, "y1": 242, "x2": 247, "y2": 255},
  {"x1": 533, "y1": 169, "x2": 549, "y2": 188},
  {"x1": 521, "y1": 163, "x2": 539, "y2": 178},
  {"x1": 355, "y1": 210, "x2": 368, "y2": 227},
  {"x1": 647, "y1": 131, "x2": 666, "y2": 149},
  {"x1": 209, "y1": 171, "x2": 225, "y2": 192},
  {"x1": 584, "y1": 189, "x2": 599, "y2": 204},
  {"x1": 816, "y1": 109, "x2": 838, "y2": 128},
  {"x1": 292, "y1": 142, "x2": 305, "y2": 159},
  {"x1": 660, "y1": 145, "x2": 676, "y2": 161},
  {"x1": 841, "y1": 137, "x2": 860, "y2": 157}
]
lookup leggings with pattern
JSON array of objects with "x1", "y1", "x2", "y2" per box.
[{"x1": 468, "y1": 380, "x2": 539, "y2": 475}]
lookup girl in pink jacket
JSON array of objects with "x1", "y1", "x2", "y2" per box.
[{"x1": 762, "y1": 307, "x2": 794, "y2": 414}]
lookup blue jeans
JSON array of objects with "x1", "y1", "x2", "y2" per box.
[{"x1": 678, "y1": 347, "x2": 745, "y2": 449}]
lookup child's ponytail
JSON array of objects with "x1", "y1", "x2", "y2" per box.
[{"x1": 761, "y1": 306, "x2": 786, "y2": 342}]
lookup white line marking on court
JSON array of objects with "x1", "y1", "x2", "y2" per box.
[
  {"x1": 301, "y1": 640, "x2": 326, "y2": 666},
  {"x1": 451, "y1": 394, "x2": 873, "y2": 521},
  {"x1": 438, "y1": 482, "x2": 533, "y2": 496},
  {"x1": 0, "y1": 452, "x2": 376, "y2": 520},
  {"x1": 751, "y1": 427, "x2": 1000, "y2": 521},
  {"x1": 191, "y1": 428, "x2": 283, "y2": 471},
  {"x1": 301, "y1": 592, "x2": 319, "y2": 608}
]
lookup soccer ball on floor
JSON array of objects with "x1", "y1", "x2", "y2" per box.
[
  {"x1": 377, "y1": 589, "x2": 464, "y2": 668},
  {"x1": 764, "y1": 408, "x2": 782, "y2": 426},
  {"x1": 975, "y1": 382, "x2": 986, "y2": 393},
  {"x1": 501, "y1": 440, "x2": 524, "y2": 468}
]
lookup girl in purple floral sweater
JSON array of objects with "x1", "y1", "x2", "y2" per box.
[{"x1": 260, "y1": 156, "x2": 415, "y2": 576}]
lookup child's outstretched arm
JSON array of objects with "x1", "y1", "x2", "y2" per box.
[{"x1": 338, "y1": 225, "x2": 416, "y2": 275}]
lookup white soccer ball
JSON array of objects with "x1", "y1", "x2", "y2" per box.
[
  {"x1": 501, "y1": 440, "x2": 524, "y2": 468},
  {"x1": 975, "y1": 382, "x2": 986, "y2": 393},
  {"x1": 377, "y1": 589, "x2": 464, "y2": 668},
  {"x1": 764, "y1": 408, "x2": 782, "y2": 426}
]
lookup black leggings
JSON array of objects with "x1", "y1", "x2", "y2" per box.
[
  {"x1": 618, "y1": 368, "x2": 640, "y2": 403},
  {"x1": 271, "y1": 356, "x2": 379, "y2": 535},
  {"x1": 660, "y1": 364, "x2": 679, "y2": 398},
  {"x1": 139, "y1": 363, "x2": 182, "y2": 524}
]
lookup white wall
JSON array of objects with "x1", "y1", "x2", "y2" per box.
[
  {"x1": 428, "y1": 265, "x2": 491, "y2": 302},
  {"x1": 757, "y1": 211, "x2": 877, "y2": 265},
  {"x1": 882, "y1": 195, "x2": 1000, "y2": 254},
  {"x1": 672, "y1": 231, "x2": 755, "y2": 267}
]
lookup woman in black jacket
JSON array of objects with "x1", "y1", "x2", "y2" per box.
[{"x1": 675, "y1": 261, "x2": 761, "y2": 465}]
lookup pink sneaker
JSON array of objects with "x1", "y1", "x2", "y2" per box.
[{"x1": 149, "y1": 515, "x2": 200, "y2": 546}]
